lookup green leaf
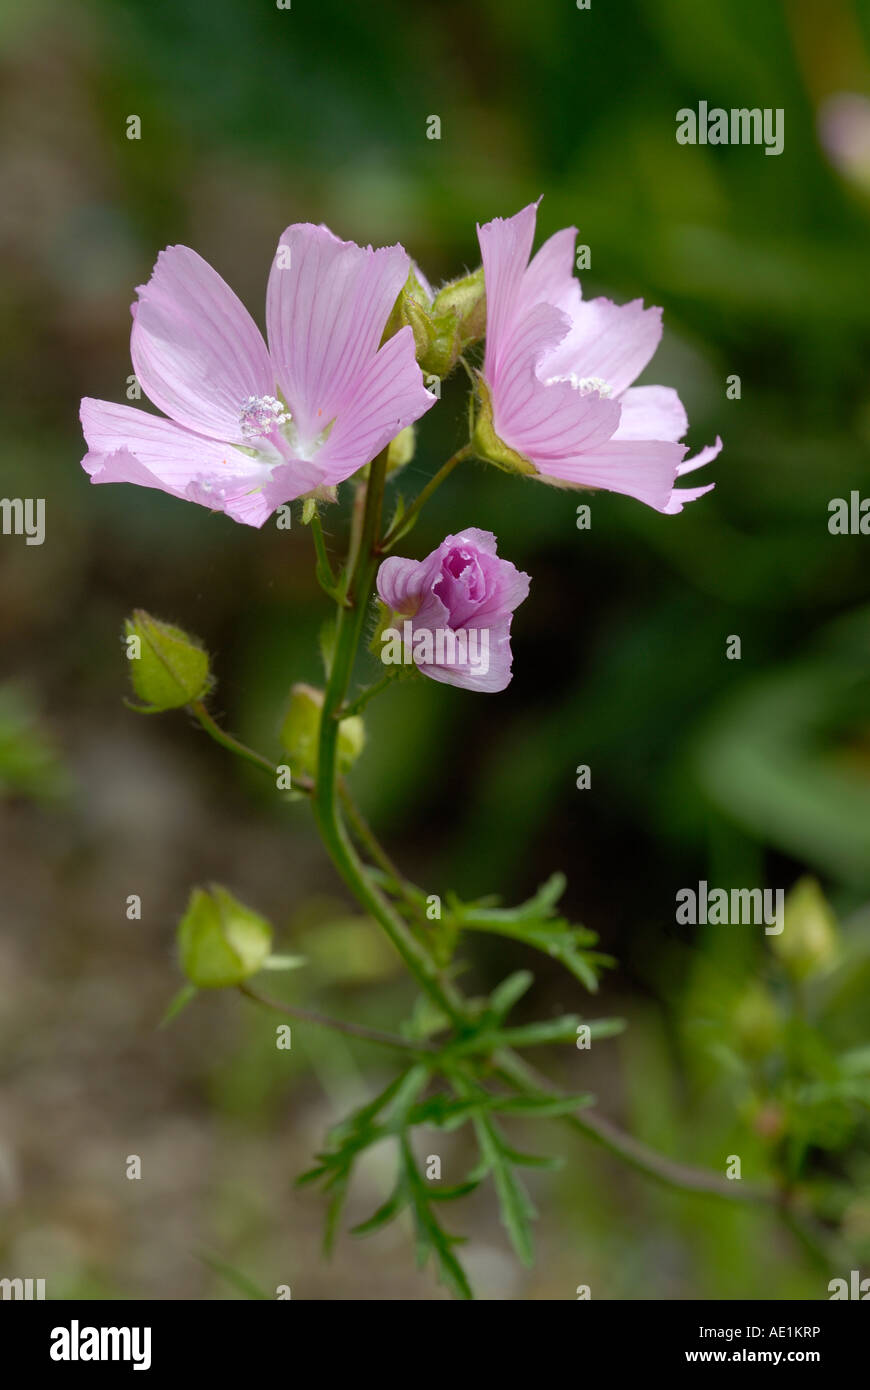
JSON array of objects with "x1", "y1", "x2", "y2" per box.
[
  {"x1": 497, "y1": 1144, "x2": 565, "y2": 1171},
  {"x1": 448, "y1": 873, "x2": 612, "y2": 992},
  {"x1": 487, "y1": 969, "x2": 535, "y2": 1022},
  {"x1": 483, "y1": 1093, "x2": 593, "y2": 1118},
  {"x1": 472, "y1": 1112, "x2": 537, "y2": 1267},
  {"x1": 400, "y1": 1138, "x2": 473, "y2": 1300},
  {"x1": 428, "y1": 1179, "x2": 483, "y2": 1202},
  {"x1": 197, "y1": 1250, "x2": 270, "y2": 1301},
  {"x1": 350, "y1": 1186, "x2": 407, "y2": 1237},
  {"x1": 158, "y1": 982, "x2": 198, "y2": 1029}
]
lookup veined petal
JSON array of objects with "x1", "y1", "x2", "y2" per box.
[
  {"x1": 130, "y1": 247, "x2": 274, "y2": 442},
  {"x1": 614, "y1": 385, "x2": 688, "y2": 442},
  {"x1": 266, "y1": 223, "x2": 410, "y2": 445},
  {"x1": 662, "y1": 481, "x2": 716, "y2": 514},
  {"x1": 519, "y1": 225, "x2": 583, "y2": 321},
  {"x1": 419, "y1": 615, "x2": 517, "y2": 694},
  {"x1": 80, "y1": 398, "x2": 276, "y2": 526},
  {"x1": 376, "y1": 553, "x2": 441, "y2": 616},
  {"x1": 493, "y1": 340, "x2": 621, "y2": 470},
  {"x1": 542, "y1": 296, "x2": 662, "y2": 397},
  {"x1": 478, "y1": 203, "x2": 539, "y2": 379},
  {"x1": 677, "y1": 435, "x2": 723, "y2": 475},
  {"x1": 313, "y1": 327, "x2": 436, "y2": 486},
  {"x1": 535, "y1": 437, "x2": 687, "y2": 512}
]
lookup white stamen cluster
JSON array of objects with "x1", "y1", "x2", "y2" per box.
[
  {"x1": 239, "y1": 394, "x2": 291, "y2": 439},
  {"x1": 546, "y1": 373, "x2": 614, "y2": 398}
]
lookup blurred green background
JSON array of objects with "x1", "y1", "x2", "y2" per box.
[{"x1": 1, "y1": 0, "x2": 869, "y2": 1299}]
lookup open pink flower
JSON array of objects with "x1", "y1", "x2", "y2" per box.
[
  {"x1": 476, "y1": 202, "x2": 720, "y2": 513},
  {"x1": 80, "y1": 226, "x2": 437, "y2": 527},
  {"x1": 376, "y1": 529, "x2": 530, "y2": 693}
]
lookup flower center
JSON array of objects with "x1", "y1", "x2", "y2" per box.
[{"x1": 239, "y1": 394, "x2": 291, "y2": 440}]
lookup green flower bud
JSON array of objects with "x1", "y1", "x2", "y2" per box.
[
  {"x1": 431, "y1": 265, "x2": 486, "y2": 347},
  {"x1": 771, "y1": 877, "x2": 839, "y2": 981},
  {"x1": 178, "y1": 884, "x2": 272, "y2": 988},
  {"x1": 279, "y1": 683, "x2": 365, "y2": 779},
  {"x1": 471, "y1": 377, "x2": 537, "y2": 476},
  {"x1": 337, "y1": 710, "x2": 366, "y2": 772},
  {"x1": 382, "y1": 265, "x2": 486, "y2": 380},
  {"x1": 123, "y1": 609, "x2": 212, "y2": 712}
]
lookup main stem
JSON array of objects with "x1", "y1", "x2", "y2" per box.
[
  {"x1": 306, "y1": 449, "x2": 777, "y2": 1211},
  {"x1": 312, "y1": 449, "x2": 465, "y2": 1026}
]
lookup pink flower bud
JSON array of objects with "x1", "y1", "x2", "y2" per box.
[{"x1": 376, "y1": 529, "x2": 530, "y2": 693}]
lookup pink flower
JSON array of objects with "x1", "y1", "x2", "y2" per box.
[
  {"x1": 376, "y1": 529, "x2": 530, "y2": 693},
  {"x1": 475, "y1": 202, "x2": 720, "y2": 513},
  {"x1": 80, "y1": 226, "x2": 437, "y2": 527}
]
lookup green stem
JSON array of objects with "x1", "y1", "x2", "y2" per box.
[
  {"x1": 380, "y1": 444, "x2": 471, "y2": 551},
  {"x1": 312, "y1": 449, "x2": 465, "y2": 1026},
  {"x1": 189, "y1": 701, "x2": 313, "y2": 792},
  {"x1": 495, "y1": 1051, "x2": 774, "y2": 1203},
  {"x1": 339, "y1": 779, "x2": 433, "y2": 939},
  {"x1": 239, "y1": 983, "x2": 434, "y2": 1054},
  {"x1": 190, "y1": 701, "x2": 278, "y2": 779},
  {"x1": 309, "y1": 508, "x2": 349, "y2": 605},
  {"x1": 340, "y1": 670, "x2": 397, "y2": 717}
]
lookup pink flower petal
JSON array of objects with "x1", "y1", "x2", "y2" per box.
[
  {"x1": 80, "y1": 398, "x2": 278, "y2": 526},
  {"x1": 535, "y1": 437, "x2": 687, "y2": 512},
  {"x1": 419, "y1": 617, "x2": 517, "y2": 694},
  {"x1": 614, "y1": 385, "x2": 688, "y2": 442},
  {"x1": 662, "y1": 481, "x2": 716, "y2": 513},
  {"x1": 478, "y1": 203, "x2": 540, "y2": 378},
  {"x1": 677, "y1": 435, "x2": 723, "y2": 475},
  {"x1": 519, "y1": 225, "x2": 583, "y2": 320},
  {"x1": 130, "y1": 247, "x2": 274, "y2": 442},
  {"x1": 376, "y1": 553, "x2": 440, "y2": 616},
  {"x1": 266, "y1": 223, "x2": 410, "y2": 446},
  {"x1": 314, "y1": 327, "x2": 436, "y2": 486},
  {"x1": 542, "y1": 296, "x2": 663, "y2": 397},
  {"x1": 494, "y1": 338, "x2": 621, "y2": 470}
]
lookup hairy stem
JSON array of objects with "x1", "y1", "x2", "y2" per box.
[
  {"x1": 339, "y1": 670, "x2": 397, "y2": 718},
  {"x1": 309, "y1": 508, "x2": 348, "y2": 605},
  {"x1": 189, "y1": 701, "x2": 313, "y2": 792},
  {"x1": 239, "y1": 984, "x2": 434, "y2": 1054},
  {"x1": 190, "y1": 701, "x2": 278, "y2": 779},
  {"x1": 495, "y1": 1051, "x2": 773, "y2": 1203},
  {"x1": 312, "y1": 448, "x2": 465, "y2": 1025},
  {"x1": 380, "y1": 444, "x2": 472, "y2": 551}
]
